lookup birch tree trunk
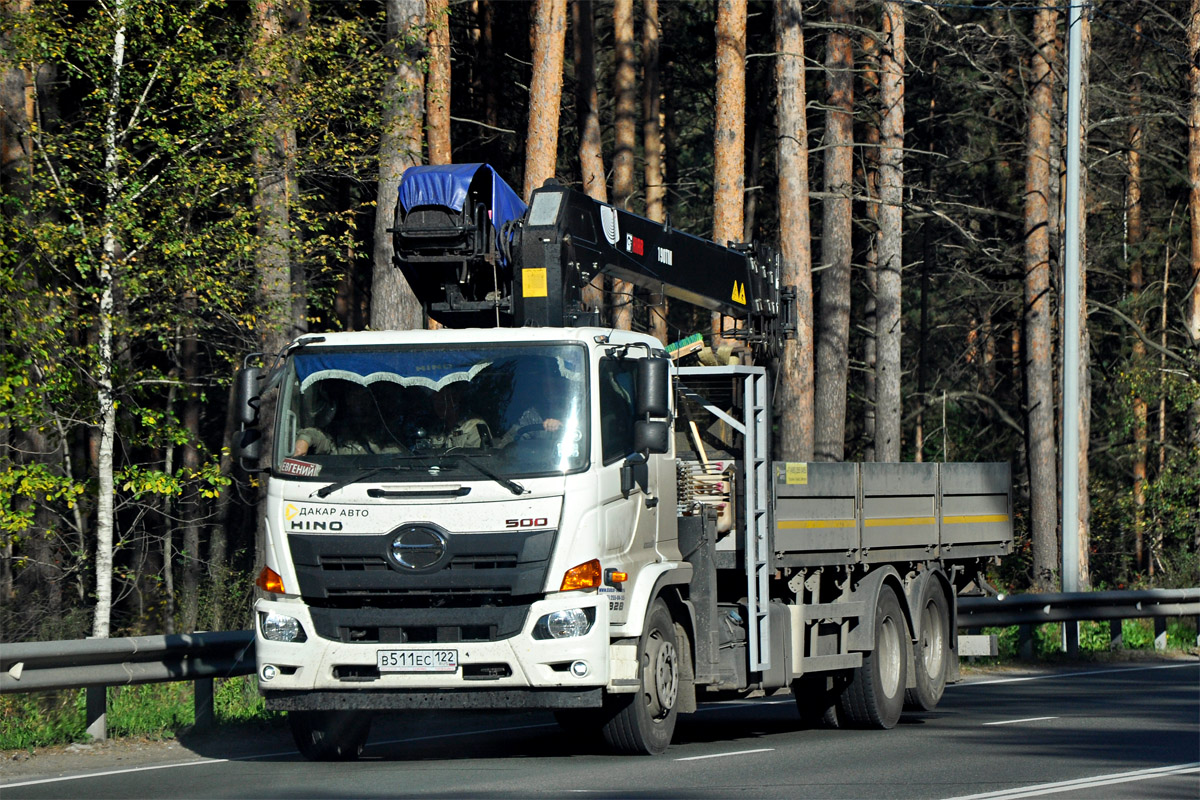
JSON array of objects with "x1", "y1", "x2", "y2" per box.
[
  {"x1": 523, "y1": 0, "x2": 567, "y2": 198},
  {"x1": 712, "y1": 0, "x2": 746, "y2": 343},
  {"x1": 814, "y1": 0, "x2": 854, "y2": 462},
  {"x1": 93, "y1": 0, "x2": 128, "y2": 638},
  {"x1": 373, "y1": 0, "x2": 425, "y2": 330},
  {"x1": 572, "y1": 0, "x2": 606, "y2": 314},
  {"x1": 611, "y1": 0, "x2": 637, "y2": 330},
  {"x1": 1025, "y1": 6, "x2": 1058, "y2": 592},
  {"x1": 774, "y1": 0, "x2": 814, "y2": 462},
  {"x1": 426, "y1": 0, "x2": 451, "y2": 165},
  {"x1": 875, "y1": 1, "x2": 904, "y2": 463},
  {"x1": 643, "y1": 0, "x2": 668, "y2": 344}
]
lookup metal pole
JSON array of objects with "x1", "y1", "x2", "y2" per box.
[{"x1": 1061, "y1": 0, "x2": 1084, "y2": 653}]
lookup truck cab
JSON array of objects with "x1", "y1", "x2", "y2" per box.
[{"x1": 251, "y1": 327, "x2": 682, "y2": 749}]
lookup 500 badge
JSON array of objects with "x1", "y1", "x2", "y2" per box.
[{"x1": 505, "y1": 517, "x2": 549, "y2": 528}]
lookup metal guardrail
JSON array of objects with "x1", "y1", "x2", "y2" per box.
[
  {"x1": 957, "y1": 588, "x2": 1200, "y2": 628},
  {"x1": 0, "y1": 590, "x2": 1195, "y2": 739},
  {"x1": 1, "y1": 631, "x2": 255, "y2": 740},
  {"x1": 0, "y1": 631, "x2": 255, "y2": 693}
]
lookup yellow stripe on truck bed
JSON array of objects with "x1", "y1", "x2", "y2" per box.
[
  {"x1": 863, "y1": 517, "x2": 936, "y2": 527},
  {"x1": 777, "y1": 519, "x2": 857, "y2": 529},
  {"x1": 943, "y1": 514, "x2": 1009, "y2": 524}
]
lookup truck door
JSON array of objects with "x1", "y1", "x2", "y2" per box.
[{"x1": 597, "y1": 355, "x2": 658, "y2": 624}]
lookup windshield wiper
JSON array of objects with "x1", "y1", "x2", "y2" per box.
[
  {"x1": 312, "y1": 460, "x2": 423, "y2": 498},
  {"x1": 444, "y1": 454, "x2": 527, "y2": 496}
]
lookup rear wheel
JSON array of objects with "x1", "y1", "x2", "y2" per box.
[
  {"x1": 289, "y1": 710, "x2": 372, "y2": 761},
  {"x1": 838, "y1": 585, "x2": 908, "y2": 729},
  {"x1": 906, "y1": 583, "x2": 950, "y2": 711},
  {"x1": 793, "y1": 673, "x2": 842, "y2": 729},
  {"x1": 601, "y1": 599, "x2": 679, "y2": 755}
]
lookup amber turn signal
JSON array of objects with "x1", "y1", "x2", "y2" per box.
[
  {"x1": 256, "y1": 566, "x2": 285, "y2": 594},
  {"x1": 560, "y1": 559, "x2": 602, "y2": 591}
]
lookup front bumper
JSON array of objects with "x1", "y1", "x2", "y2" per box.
[{"x1": 255, "y1": 593, "x2": 609, "y2": 707}]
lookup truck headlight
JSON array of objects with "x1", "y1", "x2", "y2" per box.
[
  {"x1": 259, "y1": 611, "x2": 307, "y2": 643},
  {"x1": 533, "y1": 607, "x2": 596, "y2": 640}
]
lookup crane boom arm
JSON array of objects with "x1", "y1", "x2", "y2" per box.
[{"x1": 392, "y1": 165, "x2": 790, "y2": 354}]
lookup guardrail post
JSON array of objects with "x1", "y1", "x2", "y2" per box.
[
  {"x1": 1062, "y1": 621, "x2": 1078, "y2": 655},
  {"x1": 85, "y1": 686, "x2": 107, "y2": 741},
  {"x1": 1153, "y1": 617, "x2": 1168, "y2": 650},
  {"x1": 1018, "y1": 624, "x2": 1034, "y2": 659},
  {"x1": 1109, "y1": 619, "x2": 1123, "y2": 650},
  {"x1": 193, "y1": 677, "x2": 215, "y2": 732}
]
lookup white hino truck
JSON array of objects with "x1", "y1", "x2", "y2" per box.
[{"x1": 235, "y1": 164, "x2": 1013, "y2": 760}]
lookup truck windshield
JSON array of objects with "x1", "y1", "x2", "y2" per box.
[{"x1": 273, "y1": 343, "x2": 588, "y2": 480}]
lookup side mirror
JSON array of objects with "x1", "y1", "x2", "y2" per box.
[
  {"x1": 635, "y1": 357, "x2": 670, "y2": 417},
  {"x1": 634, "y1": 420, "x2": 669, "y2": 455},
  {"x1": 235, "y1": 367, "x2": 263, "y2": 425},
  {"x1": 234, "y1": 427, "x2": 262, "y2": 463},
  {"x1": 621, "y1": 452, "x2": 649, "y2": 498}
]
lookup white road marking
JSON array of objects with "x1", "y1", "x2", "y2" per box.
[
  {"x1": 941, "y1": 762, "x2": 1200, "y2": 800},
  {"x1": 675, "y1": 747, "x2": 774, "y2": 762},
  {"x1": 982, "y1": 716, "x2": 1058, "y2": 726},
  {"x1": 0, "y1": 722, "x2": 558, "y2": 789},
  {"x1": 953, "y1": 661, "x2": 1196, "y2": 686}
]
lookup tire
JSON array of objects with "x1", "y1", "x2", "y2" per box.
[
  {"x1": 601, "y1": 599, "x2": 680, "y2": 755},
  {"x1": 792, "y1": 673, "x2": 842, "y2": 729},
  {"x1": 905, "y1": 582, "x2": 950, "y2": 711},
  {"x1": 289, "y1": 710, "x2": 372, "y2": 761},
  {"x1": 838, "y1": 584, "x2": 908, "y2": 729},
  {"x1": 553, "y1": 709, "x2": 605, "y2": 740}
]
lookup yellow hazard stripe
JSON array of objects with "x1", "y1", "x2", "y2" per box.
[
  {"x1": 943, "y1": 514, "x2": 1009, "y2": 524},
  {"x1": 864, "y1": 517, "x2": 936, "y2": 527},
  {"x1": 778, "y1": 519, "x2": 857, "y2": 529}
]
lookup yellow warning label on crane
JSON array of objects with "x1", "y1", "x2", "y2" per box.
[
  {"x1": 785, "y1": 462, "x2": 808, "y2": 485},
  {"x1": 731, "y1": 281, "x2": 746, "y2": 305},
  {"x1": 522, "y1": 268, "x2": 548, "y2": 298}
]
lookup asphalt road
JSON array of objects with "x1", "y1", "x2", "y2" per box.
[{"x1": 2, "y1": 660, "x2": 1196, "y2": 799}]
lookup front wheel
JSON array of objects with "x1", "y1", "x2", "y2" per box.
[
  {"x1": 838, "y1": 585, "x2": 908, "y2": 729},
  {"x1": 601, "y1": 599, "x2": 680, "y2": 755},
  {"x1": 289, "y1": 710, "x2": 372, "y2": 761}
]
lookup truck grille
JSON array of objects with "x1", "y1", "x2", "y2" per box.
[{"x1": 288, "y1": 528, "x2": 555, "y2": 643}]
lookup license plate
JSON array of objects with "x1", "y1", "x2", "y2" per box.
[{"x1": 377, "y1": 649, "x2": 458, "y2": 673}]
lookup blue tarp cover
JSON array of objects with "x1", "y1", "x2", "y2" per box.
[
  {"x1": 397, "y1": 163, "x2": 526, "y2": 263},
  {"x1": 295, "y1": 350, "x2": 492, "y2": 392}
]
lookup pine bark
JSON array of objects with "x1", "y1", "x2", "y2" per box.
[
  {"x1": 712, "y1": 0, "x2": 746, "y2": 342},
  {"x1": 373, "y1": 0, "x2": 425, "y2": 331},
  {"x1": 875, "y1": 2, "x2": 904, "y2": 463},
  {"x1": 426, "y1": 0, "x2": 452, "y2": 165},
  {"x1": 861, "y1": 27, "x2": 879, "y2": 462},
  {"x1": 644, "y1": 0, "x2": 668, "y2": 344},
  {"x1": 1025, "y1": 7, "x2": 1058, "y2": 591},
  {"x1": 1127, "y1": 21, "x2": 1147, "y2": 572},
  {"x1": 523, "y1": 0, "x2": 567, "y2": 198},
  {"x1": 611, "y1": 0, "x2": 637, "y2": 330},
  {"x1": 774, "y1": 0, "x2": 814, "y2": 462},
  {"x1": 814, "y1": 0, "x2": 854, "y2": 462},
  {"x1": 1068, "y1": 11, "x2": 1091, "y2": 590},
  {"x1": 572, "y1": 0, "x2": 606, "y2": 315},
  {"x1": 1188, "y1": 0, "x2": 1200, "y2": 502}
]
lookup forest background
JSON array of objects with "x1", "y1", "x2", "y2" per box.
[{"x1": 1, "y1": 0, "x2": 1198, "y2": 644}]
